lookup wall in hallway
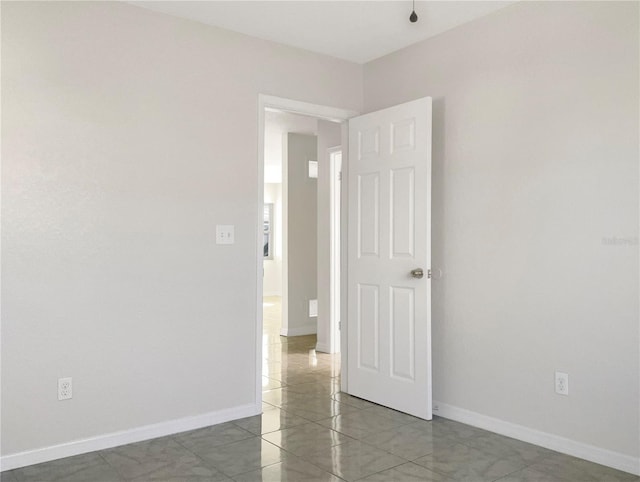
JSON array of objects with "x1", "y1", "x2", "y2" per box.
[{"x1": 283, "y1": 134, "x2": 318, "y2": 336}]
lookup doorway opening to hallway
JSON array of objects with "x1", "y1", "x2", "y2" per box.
[{"x1": 261, "y1": 106, "x2": 343, "y2": 393}]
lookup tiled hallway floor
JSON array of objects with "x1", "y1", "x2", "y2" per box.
[{"x1": 3, "y1": 297, "x2": 638, "y2": 481}]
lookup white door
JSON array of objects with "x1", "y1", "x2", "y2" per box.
[{"x1": 347, "y1": 97, "x2": 432, "y2": 419}]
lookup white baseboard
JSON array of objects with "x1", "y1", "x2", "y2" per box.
[
  {"x1": 433, "y1": 401, "x2": 640, "y2": 476},
  {"x1": 280, "y1": 323, "x2": 316, "y2": 337},
  {"x1": 315, "y1": 342, "x2": 331, "y2": 353},
  {"x1": 1, "y1": 402, "x2": 260, "y2": 472},
  {"x1": 315, "y1": 342, "x2": 340, "y2": 354}
]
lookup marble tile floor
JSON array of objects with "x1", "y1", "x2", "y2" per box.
[{"x1": 3, "y1": 297, "x2": 638, "y2": 482}]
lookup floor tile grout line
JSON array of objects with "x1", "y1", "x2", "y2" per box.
[
  {"x1": 267, "y1": 440, "x2": 354, "y2": 481},
  {"x1": 252, "y1": 400, "x2": 415, "y2": 480},
  {"x1": 221, "y1": 439, "x2": 295, "y2": 479},
  {"x1": 490, "y1": 463, "x2": 547, "y2": 482},
  {"x1": 410, "y1": 436, "x2": 546, "y2": 482},
  {"x1": 96, "y1": 449, "x2": 129, "y2": 481},
  {"x1": 99, "y1": 437, "x2": 219, "y2": 482},
  {"x1": 256, "y1": 413, "x2": 430, "y2": 481},
  {"x1": 168, "y1": 427, "x2": 257, "y2": 479},
  {"x1": 362, "y1": 458, "x2": 411, "y2": 481}
]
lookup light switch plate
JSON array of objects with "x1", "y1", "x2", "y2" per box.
[
  {"x1": 216, "y1": 225, "x2": 235, "y2": 245},
  {"x1": 309, "y1": 299, "x2": 318, "y2": 317},
  {"x1": 308, "y1": 160, "x2": 318, "y2": 179}
]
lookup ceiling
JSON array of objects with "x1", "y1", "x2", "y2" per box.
[{"x1": 129, "y1": 1, "x2": 513, "y2": 64}]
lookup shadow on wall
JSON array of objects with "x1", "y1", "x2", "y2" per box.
[{"x1": 431, "y1": 96, "x2": 447, "y2": 399}]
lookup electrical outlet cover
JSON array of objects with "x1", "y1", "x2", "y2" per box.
[
  {"x1": 555, "y1": 371, "x2": 569, "y2": 395},
  {"x1": 58, "y1": 377, "x2": 73, "y2": 400}
]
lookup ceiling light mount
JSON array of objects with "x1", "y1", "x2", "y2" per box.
[{"x1": 409, "y1": 0, "x2": 418, "y2": 23}]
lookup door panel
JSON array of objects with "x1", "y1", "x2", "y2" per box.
[
  {"x1": 390, "y1": 167, "x2": 415, "y2": 258},
  {"x1": 358, "y1": 128, "x2": 380, "y2": 159},
  {"x1": 390, "y1": 286, "x2": 415, "y2": 381},
  {"x1": 357, "y1": 173, "x2": 380, "y2": 257},
  {"x1": 347, "y1": 97, "x2": 432, "y2": 420},
  {"x1": 357, "y1": 284, "x2": 380, "y2": 371}
]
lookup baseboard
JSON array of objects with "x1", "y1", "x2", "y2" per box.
[
  {"x1": 280, "y1": 323, "x2": 316, "y2": 337},
  {"x1": 1, "y1": 402, "x2": 260, "y2": 472},
  {"x1": 433, "y1": 401, "x2": 640, "y2": 476},
  {"x1": 314, "y1": 342, "x2": 339, "y2": 354},
  {"x1": 315, "y1": 342, "x2": 330, "y2": 353}
]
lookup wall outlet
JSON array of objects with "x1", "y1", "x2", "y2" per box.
[
  {"x1": 555, "y1": 371, "x2": 569, "y2": 395},
  {"x1": 58, "y1": 377, "x2": 73, "y2": 400}
]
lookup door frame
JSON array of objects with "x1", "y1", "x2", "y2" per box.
[
  {"x1": 328, "y1": 146, "x2": 342, "y2": 355},
  {"x1": 256, "y1": 94, "x2": 358, "y2": 404}
]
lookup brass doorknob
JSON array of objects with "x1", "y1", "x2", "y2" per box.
[{"x1": 410, "y1": 268, "x2": 424, "y2": 279}]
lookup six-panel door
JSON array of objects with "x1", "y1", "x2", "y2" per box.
[{"x1": 347, "y1": 97, "x2": 432, "y2": 419}]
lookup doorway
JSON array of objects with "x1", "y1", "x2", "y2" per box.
[
  {"x1": 262, "y1": 110, "x2": 318, "y2": 340},
  {"x1": 256, "y1": 95, "x2": 357, "y2": 403},
  {"x1": 257, "y1": 94, "x2": 434, "y2": 421}
]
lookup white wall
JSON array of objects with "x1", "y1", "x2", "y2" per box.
[
  {"x1": 263, "y1": 183, "x2": 282, "y2": 296},
  {"x1": 1, "y1": 1, "x2": 362, "y2": 461},
  {"x1": 364, "y1": 0, "x2": 639, "y2": 463},
  {"x1": 283, "y1": 134, "x2": 318, "y2": 336},
  {"x1": 264, "y1": 110, "x2": 317, "y2": 184}
]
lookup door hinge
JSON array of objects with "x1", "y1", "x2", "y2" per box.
[
  {"x1": 338, "y1": 321, "x2": 341, "y2": 331},
  {"x1": 428, "y1": 269, "x2": 432, "y2": 279},
  {"x1": 338, "y1": 171, "x2": 342, "y2": 181}
]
